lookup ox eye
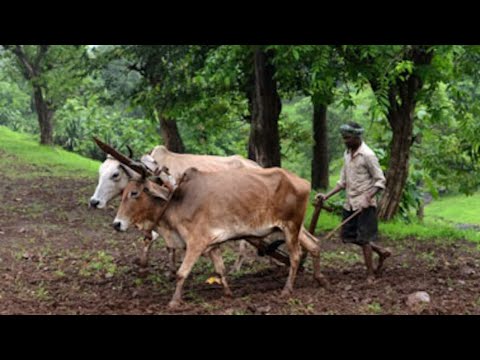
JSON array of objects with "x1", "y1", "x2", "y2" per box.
[
  {"x1": 111, "y1": 172, "x2": 120, "y2": 181},
  {"x1": 130, "y1": 191, "x2": 139, "y2": 198}
]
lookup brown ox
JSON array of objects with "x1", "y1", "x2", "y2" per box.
[
  {"x1": 141, "y1": 146, "x2": 328, "y2": 283},
  {"x1": 139, "y1": 146, "x2": 260, "y2": 272},
  {"x1": 93, "y1": 138, "x2": 328, "y2": 288},
  {"x1": 113, "y1": 167, "x2": 310, "y2": 308}
]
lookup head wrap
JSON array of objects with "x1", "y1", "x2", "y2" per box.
[{"x1": 340, "y1": 124, "x2": 364, "y2": 136}]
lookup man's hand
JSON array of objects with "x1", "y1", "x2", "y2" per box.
[
  {"x1": 360, "y1": 194, "x2": 372, "y2": 209},
  {"x1": 315, "y1": 193, "x2": 328, "y2": 203}
]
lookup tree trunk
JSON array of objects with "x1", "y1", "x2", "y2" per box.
[
  {"x1": 6, "y1": 45, "x2": 53, "y2": 145},
  {"x1": 33, "y1": 86, "x2": 54, "y2": 145},
  {"x1": 158, "y1": 115, "x2": 185, "y2": 153},
  {"x1": 311, "y1": 97, "x2": 329, "y2": 190},
  {"x1": 248, "y1": 47, "x2": 281, "y2": 168},
  {"x1": 377, "y1": 105, "x2": 414, "y2": 220},
  {"x1": 417, "y1": 198, "x2": 425, "y2": 222},
  {"x1": 377, "y1": 46, "x2": 434, "y2": 220},
  {"x1": 245, "y1": 74, "x2": 256, "y2": 162}
]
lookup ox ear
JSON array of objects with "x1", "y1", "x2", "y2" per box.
[{"x1": 144, "y1": 180, "x2": 170, "y2": 201}]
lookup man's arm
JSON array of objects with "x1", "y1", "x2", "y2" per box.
[{"x1": 316, "y1": 163, "x2": 346, "y2": 202}]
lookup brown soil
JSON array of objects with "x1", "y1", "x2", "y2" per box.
[{"x1": 1, "y1": 173, "x2": 480, "y2": 314}]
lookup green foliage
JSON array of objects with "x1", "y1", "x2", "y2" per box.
[
  {"x1": 0, "y1": 80, "x2": 36, "y2": 133},
  {"x1": 177, "y1": 95, "x2": 250, "y2": 156},
  {"x1": 3, "y1": 45, "x2": 90, "y2": 111},
  {"x1": 54, "y1": 96, "x2": 160, "y2": 160}
]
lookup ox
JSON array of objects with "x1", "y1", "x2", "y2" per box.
[
  {"x1": 113, "y1": 166, "x2": 309, "y2": 308},
  {"x1": 89, "y1": 145, "x2": 260, "y2": 274},
  {"x1": 92, "y1": 139, "x2": 329, "y2": 288}
]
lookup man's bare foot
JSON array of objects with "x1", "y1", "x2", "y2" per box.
[
  {"x1": 366, "y1": 275, "x2": 376, "y2": 285},
  {"x1": 375, "y1": 248, "x2": 392, "y2": 276}
]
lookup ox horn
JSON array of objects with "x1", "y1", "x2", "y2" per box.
[
  {"x1": 93, "y1": 137, "x2": 152, "y2": 179},
  {"x1": 126, "y1": 145, "x2": 134, "y2": 159}
]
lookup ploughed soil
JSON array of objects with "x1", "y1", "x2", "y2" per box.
[{"x1": 1, "y1": 163, "x2": 480, "y2": 315}]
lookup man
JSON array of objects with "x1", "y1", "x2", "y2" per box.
[{"x1": 316, "y1": 122, "x2": 391, "y2": 284}]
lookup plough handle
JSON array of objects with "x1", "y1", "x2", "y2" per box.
[{"x1": 308, "y1": 198, "x2": 324, "y2": 234}]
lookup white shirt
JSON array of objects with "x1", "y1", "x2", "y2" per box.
[{"x1": 337, "y1": 142, "x2": 386, "y2": 211}]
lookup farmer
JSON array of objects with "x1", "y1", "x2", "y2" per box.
[{"x1": 316, "y1": 122, "x2": 391, "y2": 284}]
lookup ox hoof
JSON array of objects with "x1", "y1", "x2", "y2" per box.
[
  {"x1": 315, "y1": 275, "x2": 330, "y2": 289},
  {"x1": 133, "y1": 257, "x2": 149, "y2": 267},
  {"x1": 366, "y1": 275, "x2": 376, "y2": 286},
  {"x1": 168, "y1": 300, "x2": 182, "y2": 309},
  {"x1": 164, "y1": 271, "x2": 177, "y2": 281},
  {"x1": 137, "y1": 268, "x2": 150, "y2": 278},
  {"x1": 280, "y1": 288, "x2": 293, "y2": 299}
]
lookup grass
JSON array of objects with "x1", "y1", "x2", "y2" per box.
[
  {"x1": 0, "y1": 125, "x2": 99, "y2": 179},
  {"x1": 78, "y1": 250, "x2": 117, "y2": 278},
  {"x1": 425, "y1": 192, "x2": 480, "y2": 225},
  {"x1": 364, "y1": 302, "x2": 383, "y2": 315},
  {"x1": 380, "y1": 218, "x2": 480, "y2": 243},
  {"x1": 304, "y1": 193, "x2": 480, "y2": 244},
  {"x1": 321, "y1": 250, "x2": 362, "y2": 265}
]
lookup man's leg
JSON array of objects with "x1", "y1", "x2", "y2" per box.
[
  {"x1": 361, "y1": 243, "x2": 376, "y2": 284},
  {"x1": 357, "y1": 207, "x2": 383, "y2": 283},
  {"x1": 370, "y1": 242, "x2": 391, "y2": 276}
]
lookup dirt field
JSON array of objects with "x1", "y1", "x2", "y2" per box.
[{"x1": 2, "y1": 165, "x2": 480, "y2": 314}]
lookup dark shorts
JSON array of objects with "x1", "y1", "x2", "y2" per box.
[{"x1": 341, "y1": 206, "x2": 378, "y2": 246}]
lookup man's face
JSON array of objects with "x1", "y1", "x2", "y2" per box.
[{"x1": 342, "y1": 134, "x2": 361, "y2": 149}]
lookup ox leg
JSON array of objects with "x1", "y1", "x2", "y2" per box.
[
  {"x1": 299, "y1": 230, "x2": 330, "y2": 288},
  {"x1": 166, "y1": 247, "x2": 177, "y2": 280},
  {"x1": 139, "y1": 234, "x2": 154, "y2": 268},
  {"x1": 281, "y1": 227, "x2": 302, "y2": 298},
  {"x1": 208, "y1": 247, "x2": 233, "y2": 298},
  {"x1": 231, "y1": 240, "x2": 247, "y2": 273},
  {"x1": 169, "y1": 245, "x2": 203, "y2": 309}
]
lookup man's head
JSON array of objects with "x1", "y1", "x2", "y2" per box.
[{"x1": 340, "y1": 122, "x2": 363, "y2": 149}]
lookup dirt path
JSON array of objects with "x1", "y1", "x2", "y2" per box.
[{"x1": 1, "y1": 173, "x2": 480, "y2": 314}]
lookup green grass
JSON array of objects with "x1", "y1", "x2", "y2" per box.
[
  {"x1": 305, "y1": 192, "x2": 480, "y2": 244},
  {"x1": 424, "y1": 192, "x2": 480, "y2": 225},
  {"x1": 304, "y1": 200, "x2": 341, "y2": 232},
  {"x1": 0, "y1": 126, "x2": 99, "y2": 178},
  {"x1": 380, "y1": 218, "x2": 480, "y2": 243}
]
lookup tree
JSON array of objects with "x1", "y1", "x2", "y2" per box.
[
  {"x1": 341, "y1": 45, "x2": 438, "y2": 220},
  {"x1": 1, "y1": 45, "x2": 89, "y2": 145},
  {"x1": 249, "y1": 46, "x2": 282, "y2": 167},
  {"x1": 272, "y1": 45, "x2": 344, "y2": 189},
  {"x1": 100, "y1": 45, "x2": 223, "y2": 154}
]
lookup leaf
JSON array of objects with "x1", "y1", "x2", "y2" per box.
[
  {"x1": 205, "y1": 276, "x2": 221, "y2": 285},
  {"x1": 292, "y1": 48, "x2": 300, "y2": 61}
]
